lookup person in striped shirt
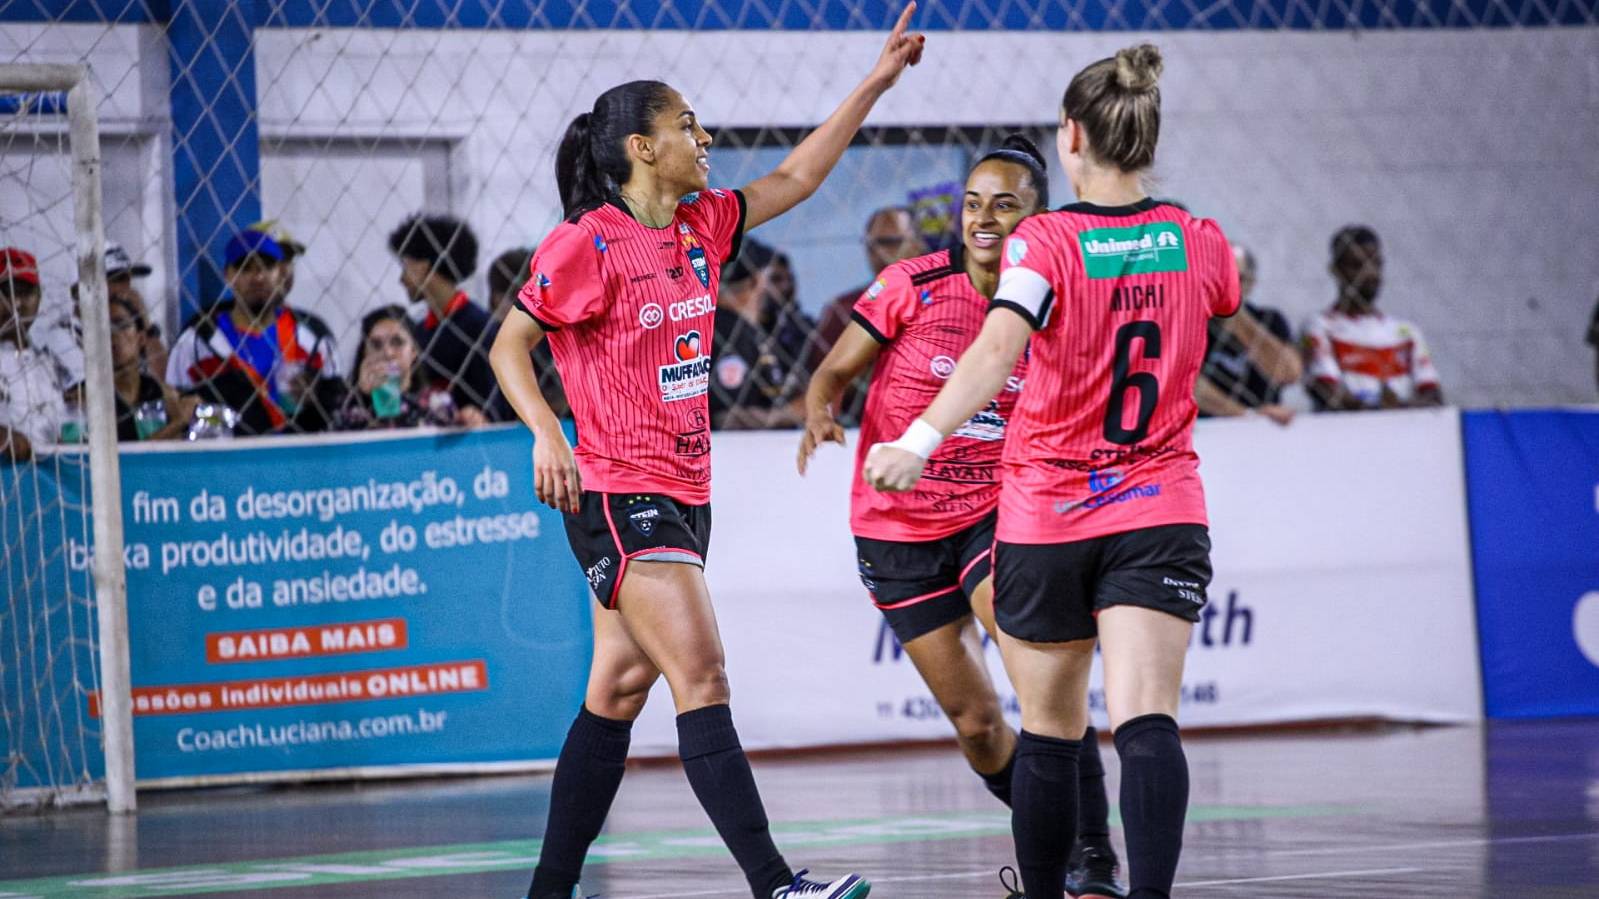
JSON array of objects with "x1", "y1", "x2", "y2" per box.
[
  {"x1": 800, "y1": 134, "x2": 1126, "y2": 899},
  {"x1": 865, "y1": 44, "x2": 1237, "y2": 899},
  {"x1": 490, "y1": 8, "x2": 925, "y2": 899}
]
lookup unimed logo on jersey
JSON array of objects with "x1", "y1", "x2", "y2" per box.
[
  {"x1": 659, "y1": 330, "x2": 711, "y2": 402},
  {"x1": 1078, "y1": 222, "x2": 1188, "y2": 278}
]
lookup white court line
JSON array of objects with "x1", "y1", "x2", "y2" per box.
[
  {"x1": 1178, "y1": 865, "x2": 1429, "y2": 888},
  {"x1": 1269, "y1": 830, "x2": 1599, "y2": 858},
  {"x1": 618, "y1": 866, "x2": 1432, "y2": 898},
  {"x1": 616, "y1": 830, "x2": 1599, "y2": 899}
]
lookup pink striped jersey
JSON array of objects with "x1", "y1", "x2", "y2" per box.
[
  {"x1": 992, "y1": 199, "x2": 1239, "y2": 544},
  {"x1": 517, "y1": 190, "x2": 746, "y2": 505},
  {"x1": 851, "y1": 246, "x2": 1028, "y2": 542}
]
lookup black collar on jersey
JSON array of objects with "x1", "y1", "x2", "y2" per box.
[
  {"x1": 909, "y1": 243, "x2": 967, "y2": 287},
  {"x1": 1057, "y1": 197, "x2": 1164, "y2": 217}
]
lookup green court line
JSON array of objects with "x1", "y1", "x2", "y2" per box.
[{"x1": 0, "y1": 805, "x2": 1350, "y2": 898}]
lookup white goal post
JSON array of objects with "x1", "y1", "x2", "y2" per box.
[{"x1": 0, "y1": 62, "x2": 135, "y2": 814}]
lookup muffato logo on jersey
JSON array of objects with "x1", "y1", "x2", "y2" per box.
[{"x1": 659, "y1": 330, "x2": 711, "y2": 402}]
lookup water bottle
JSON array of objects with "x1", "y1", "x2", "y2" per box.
[
  {"x1": 133, "y1": 400, "x2": 168, "y2": 440},
  {"x1": 275, "y1": 360, "x2": 305, "y2": 416},
  {"x1": 425, "y1": 388, "x2": 457, "y2": 425},
  {"x1": 186, "y1": 403, "x2": 239, "y2": 440},
  {"x1": 58, "y1": 404, "x2": 87, "y2": 443},
  {"x1": 372, "y1": 363, "x2": 404, "y2": 420}
]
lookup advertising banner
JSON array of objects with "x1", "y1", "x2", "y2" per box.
[
  {"x1": 1464, "y1": 409, "x2": 1599, "y2": 718},
  {"x1": 3, "y1": 427, "x2": 589, "y2": 787},
  {"x1": 630, "y1": 410, "x2": 1483, "y2": 754}
]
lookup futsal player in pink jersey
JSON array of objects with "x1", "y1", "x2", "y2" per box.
[
  {"x1": 799, "y1": 135, "x2": 1125, "y2": 899},
  {"x1": 864, "y1": 45, "x2": 1239, "y2": 899},
  {"x1": 490, "y1": 8, "x2": 925, "y2": 899}
]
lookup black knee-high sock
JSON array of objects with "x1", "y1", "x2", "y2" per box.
[
  {"x1": 1114, "y1": 714, "x2": 1188, "y2": 899},
  {"x1": 677, "y1": 705, "x2": 793, "y2": 898},
  {"x1": 1011, "y1": 729, "x2": 1080, "y2": 899},
  {"x1": 1076, "y1": 726, "x2": 1113, "y2": 853},
  {"x1": 528, "y1": 706, "x2": 633, "y2": 899},
  {"x1": 976, "y1": 750, "x2": 1016, "y2": 807}
]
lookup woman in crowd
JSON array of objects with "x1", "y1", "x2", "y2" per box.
[
  {"x1": 338, "y1": 305, "x2": 487, "y2": 430},
  {"x1": 109, "y1": 295, "x2": 194, "y2": 441}
]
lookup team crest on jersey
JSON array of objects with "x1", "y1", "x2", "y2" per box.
[
  {"x1": 659, "y1": 330, "x2": 711, "y2": 402},
  {"x1": 679, "y1": 224, "x2": 711, "y2": 287},
  {"x1": 920, "y1": 289, "x2": 933, "y2": 305}
]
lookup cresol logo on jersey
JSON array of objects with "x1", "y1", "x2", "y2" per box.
[
  {"x1": 639, "y1": 294, "x2": 712, "y2": 330},
  {"x1": 659, "y1": 330, "x2": 710, "y2": 402},
  {"x1": 1078, "y1": 223, "x2": 1188, "y2": 279}
]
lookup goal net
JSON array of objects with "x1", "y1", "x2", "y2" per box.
[{"x1": 1, "y1": 65, "x2": 134, "y2": 813}]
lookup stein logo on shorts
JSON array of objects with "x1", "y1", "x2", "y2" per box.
[{"x1": 626, "y1": 501, "x2": 661, "y2": 537}]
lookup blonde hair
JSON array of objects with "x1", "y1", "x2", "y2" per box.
[{"x1": 1061, "y1": 43, "x2": 1164, "y2": 172}]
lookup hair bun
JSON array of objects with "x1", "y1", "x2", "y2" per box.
[
  {"x1": 1114, "y1": 43, "x2": 1163, "y2": 92},
  {"x1": 999, "y1": 133, "x2": 1048, "y2": 171}
]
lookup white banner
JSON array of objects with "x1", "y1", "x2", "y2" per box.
[{"x1": 629, "y1": 408, "x2": 1482, "y2": 755}]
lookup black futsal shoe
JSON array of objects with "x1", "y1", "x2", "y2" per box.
[
  {"x1": 997, "y1": 866, "x2": 1025, "y2": 898},
  {"x1": 1065, "y1": 844, "x2": 1128, "y2": 898}
]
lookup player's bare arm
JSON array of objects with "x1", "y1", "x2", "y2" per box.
[
  {"x1": 798, "y1": 322, "x2": 881, "y2": 474},
  {"x1": 490, "y1": 313, "x2": 580, "y2": 513},
  {"x1": 742, "y1": 4, "x2": 925, "y2": 230}
]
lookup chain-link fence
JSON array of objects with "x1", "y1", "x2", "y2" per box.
[{"x1": 2, "y1": 0, "x2": 1597, "y2": 806}]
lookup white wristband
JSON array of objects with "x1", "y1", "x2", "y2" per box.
[{"x1": 888, "y1": 418, "x2": 944, "y2": 460}]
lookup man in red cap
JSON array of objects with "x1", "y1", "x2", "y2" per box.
[{"x1": 1, "y1": 248, "x2": 68, "y2": 461}]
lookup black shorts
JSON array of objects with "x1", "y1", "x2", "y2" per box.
[
  {"x1": 564, "y1": 491, "x2": 711, "y2": 609},
  {"x1": 993, "y1": 523, "x2": 1212, "y2": 644},
  {"x1": 855, "y1": 512, "x2": 996, "y2": 645}
]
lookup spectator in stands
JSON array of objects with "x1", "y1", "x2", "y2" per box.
[
  {"x1": 810, "y1": 207, "x2": 925, "y2": 365},
  {"x1": 336, "y1": 305, "x2": 484, "y2": 430},
  {"x1": 487, "y1": 246, "x2": 533, "y2": 323},
  {"x1": 58, "y1": 243, "x2": 168, "y2": 391},
  {"x1": 806, "y1": 206, "x2": 925, "y2": 423},
  {"x1": 487, "y1": 245, "x2": 568, "y2": 419},
  {"x1": 0, "y1": 248, "x2": 67, "y2": 461},
  {"x1": 247, "y1": 219, "x2": 308, "y2": 305},
  {"x1": 760, "y1": 249, "x2": 819, "y2": 395},
  {"x1": 109, "y1": 295, "x2": 194, "y2": 441},
  {"x1": 167, "y1": 231, "x2": 341, "y2": 435},
  {"x1": 388, "y1": 214, "x2": 498, "y2": 421},
  {"x1": 1196, "y1": 243, "x2": 1301, "y2": 425},
  {"x1": 711, "y1": 241, "x2": 805, "y2": 430},
  {"x1": 1304, "y1": 225, "x2": 1443, "y2": 411}
]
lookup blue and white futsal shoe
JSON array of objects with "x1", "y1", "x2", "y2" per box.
[{"x1": 772, "y1": 869, "x2": 871, "y2": 898}]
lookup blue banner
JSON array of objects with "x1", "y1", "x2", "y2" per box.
[
  {"x1": 3, "y1": 427, "x2": 590, "y2": 786},
  {"x1": 1464, "y1": 409, "x2": 1599, "y2": 719}
]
